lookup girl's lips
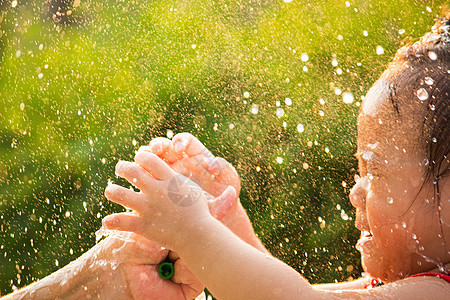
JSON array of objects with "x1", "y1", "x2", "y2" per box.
[{"x1": 356, "y1": 230, "x2": 374, "y2": 252}]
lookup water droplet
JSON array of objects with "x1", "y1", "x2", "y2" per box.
[
  {"x1": 336, "y1": 68, "x2": 343, "y2": 75},
  {"x1": 276, "y1": 108, "x2": 284, "y2": 118},
  {"x1": 412, "y1": 233, "x2": 417, "y2": 240},
  {"x1": 251, "y1": 104, "x2": 259, "y2": 114},
  {"x1": 65, "y1": 211, "x2": 71, "y2": 217},
  {"x1": 428, "y1": 51, "x2": 437, "y2": 60},
  {"x1": 167, "y1": 130, "x2": 174, "y2": 139},
  {"x1": 285, "y1": 97, "x2": 292, "y2": 106},
  {"x1": 424, "y1": 77, "x2": 434, "y2": 85},
  {"x1": 15, "y1": 50, "x2": 21, "y2": 57},
  {"x1": 243, "y1": 91, "x2": 250, "y2": 98},
  {"x1": 398, "y1": 29, "x2": 405, "y2": 35},
  {"x1": 331, "y1": 58, "x2": 338, "y2": 66},
  {"x1": 276, "y1": 157, "x2": 283, "y2": 164},
  {"x1": 302, "y1": 66, "x2": 308, "y2": 72},
  {"x1": 363, "y1": 30, "x2": 368, "y2": 36},
  {"x1": 387, "y1": 197, "x2": 393, "y2": 204},
  {"x1": 318, "y1": 110, "x2": 324, "y2": 117},
  {"x1": 401, "y1": 222, "x2": 407, "y2": 228},
  {"x1": 319, "y1": 98, "x2": 325, "y2": 105},
  {"x1": 12, "y1": 0, "x2": 17, "y2": 8},
  {"x1": 432, "y1": 137, "x2": 437, "y2": 143},
  {"x1": 334, "y1": 88, "x2": 342, "y2": 95},
  {"x1": 301, "y1": 53, "x2": 309, "y2": 62},
  {"x1": 416, "y1": 88, "x2": 428, "y2": 101},
  {"x1": 342, "y1": 92, "x2": 354, "y2": 104},
  {"x1": 20, "y1": 103, "x2": 25, "y2": 110},
  {"x1": 38, "y1": 73, "x2": 44, "y2": 79},
  {"x1": 297, "y1": 124, "x2": 304, "y2": 133},
  {"x1": 302, "y1": 162, "x2": 309, "y2": 169},
  {"x1": 191, "y1": 44, "x2": 196, "y2": 49},
  {"x1": 283, "y1": 0, "x2": 292, "y2": 2},
  {"x1": 325, "y1": 147, "x2": 330, "y2": 153},
  {"x1": 376, "y1": 45, "x2": 384, "y2": 55}
]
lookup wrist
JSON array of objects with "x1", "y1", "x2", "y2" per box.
[
  {"x1": 220, "y1": 201, "x2": 269, "y2": 254},
  {"x1": 174, "y1": 213, "x2": 218, "y2": 252}
]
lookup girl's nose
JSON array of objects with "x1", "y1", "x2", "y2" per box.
[{"x1": 349, "y1": 176, "x2": 370, "y2": 209}]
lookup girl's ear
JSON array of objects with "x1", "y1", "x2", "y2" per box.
[{"x1": 208, "y1": 186, "x2": 237, "y2": 220}]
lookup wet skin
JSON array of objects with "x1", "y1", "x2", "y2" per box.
[{"x1": 349, "y1": 77, "x2": 450, "y2": 282}]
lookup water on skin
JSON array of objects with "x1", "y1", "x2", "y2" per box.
[{"x1": 361, "y1": 79, "x2": 390, "y2": 117}]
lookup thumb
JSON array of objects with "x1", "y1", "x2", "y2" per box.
[{"x1": 208, "y1": 186, "x2": 237, "y2": 220}]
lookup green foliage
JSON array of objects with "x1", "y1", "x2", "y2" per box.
[{"x1": 0, "y1": 0, "x2": 444, "y2": 295}]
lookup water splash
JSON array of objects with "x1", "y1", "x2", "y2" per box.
[
  {"x1": 376, "y1": 45, "x2": 384, "y2": 55},
  {"x1": 428, "y1": 51, "x2": 437, "y2": 60},
  {"x1": 424, "y1": 77, "x2": 434, "y2": 85},
  {"x1": 342, "y1": 92, "x2": 354, "y2": 104},
  {"x1": 416, "y1": 88, "x2": 429, "y2": 101}
]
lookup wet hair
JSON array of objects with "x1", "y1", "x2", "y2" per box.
[{"x1": 382, "y1": 12, "x2": 449, "y2": 266}]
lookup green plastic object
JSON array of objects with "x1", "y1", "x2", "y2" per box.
[{"x1": 158, "y1": 261, "x2": 174, "y2": 279}]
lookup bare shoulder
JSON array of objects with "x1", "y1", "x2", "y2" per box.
[
  {"x1": 321, "y1": 276, "x2": 449, "y2": 299},
  {"x1": 377, "y1": 276, "x2": 450, "y2": 299}
]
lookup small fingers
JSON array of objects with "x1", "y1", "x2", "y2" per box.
[
  {"x1": 172, "y1": 133, "x2": 213, "y2": 158},
  {"x1": 135, "y1": 151, "x2": 175, "y2": 181},
  {"x1": 208, "y1": 186, "x2": 237, "y2": 220},
  {"x1": 204, "y1": 157, "x2": 241, "y2": 195},
  {"x1": 146, "y1": 136, "x2": 184, "y2": 163},
  {"x1": 115, "y1": 160, "x2": 157, "y2": 192},
  {"x1": 102, "y1": 213, "x2": 146, "y2": 235},
  {"x1": 105, "y1": 183, "x2": 144, "y2": 211},
  {"x1": 148, "y1": 137, "x2": 172, "y2": 155}
]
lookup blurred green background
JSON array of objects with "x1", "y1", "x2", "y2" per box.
[{"x1": 0, "y1": 0, "x2": 446, "y2": 296}]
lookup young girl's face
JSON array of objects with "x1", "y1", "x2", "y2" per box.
[{"x1": 349, "y1": 78, "x2": 447, "y2": 282}]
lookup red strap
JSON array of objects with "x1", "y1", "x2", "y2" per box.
[{"x1": 409, "y1": 272, "x2": 450, "y2": 283}]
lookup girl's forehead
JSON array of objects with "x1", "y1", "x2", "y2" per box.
[{"x1": 361, "y1": 78, "x2": 391, "y2": 118}]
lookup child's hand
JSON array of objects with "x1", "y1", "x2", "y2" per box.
[
  {"x1": 103, "y1": 151, "x2": 236, "y2": 250},
  {"x1": 139, "y1": 133, "x2": 241, "y2": 220},
  {"x1": 139, "y1": 133, "x2": 269, "y2": 254}
]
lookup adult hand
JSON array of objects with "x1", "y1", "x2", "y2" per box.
[
  {"x1": 1, "y1": 231, "x2": 204, "y2": 300},
  {"x1": 93, "y1": 231, "x2": 205, "y2": 299}
]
